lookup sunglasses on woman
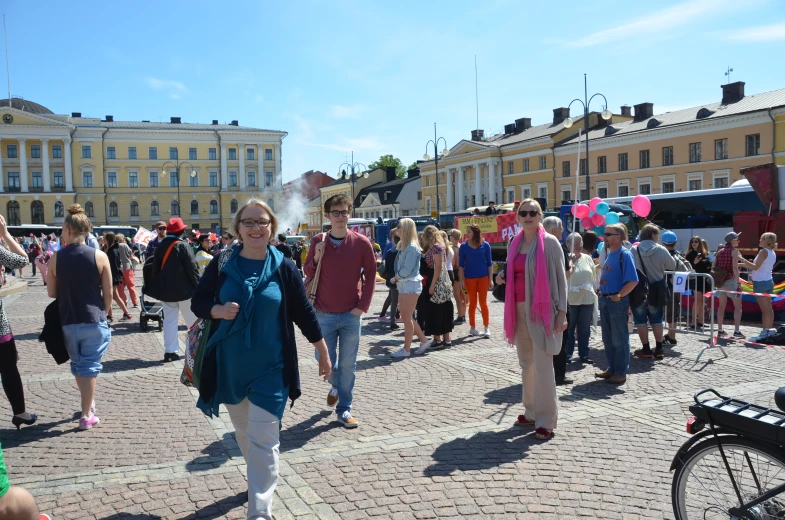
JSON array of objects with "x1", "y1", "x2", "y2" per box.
[{"x1": 518, "y1": 210, "x2": 539, "y2": 217}]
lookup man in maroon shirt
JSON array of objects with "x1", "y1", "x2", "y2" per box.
[{"x1": 304, "y1": 194, "x2": 376, "y2": 428}]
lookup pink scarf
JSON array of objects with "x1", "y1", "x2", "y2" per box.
[{"x1": 504, "y1": 225, "x2": 553, "y2": 346}]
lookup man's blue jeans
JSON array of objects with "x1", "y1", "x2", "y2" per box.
[
  {"x1": 566, "y1": 303, "x2": 593, "y2": 359},
  {"x1": 314, "y1": 310, "x2": 362, "y2": 416},
  {"x1": 599, "y1": 296, "x2": 631, "y2": 376}
]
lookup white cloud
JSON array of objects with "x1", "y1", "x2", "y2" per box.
[
  {"x1": 170, "y1": 94, "x2": 181, "y2": 101},
  {"x1": 305, "y1": 137, "x2": 384, "y2": 153},
  {"x1": 725, "y1": 21, "x2": 785, "y2": 42},
  {"x1": 330, "y1": 105, "x2": 366, "y2": 119},
  {"x1": 563, "y1": 0, "x2": 730, "y2": 48},
  {"x1": 145, "y1": 78, "x2": 188, "y2": 92}
]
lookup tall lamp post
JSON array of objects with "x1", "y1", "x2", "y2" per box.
[
  {"x1": 338, "y1": 151, "x2": 368, "y2": 218},
  {"x1": 563, "y1": 74, "x2": 612, "y2": 201},
  {"x1": 161, "y1": 159, "x2": 197, "y2": 217},
  {"x1": 423, "y1": 123, "x2": 450, "y2": 221}
]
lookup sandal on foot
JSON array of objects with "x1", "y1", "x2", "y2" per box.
[
  {"x1": 535, "y1": 427, "x2": 553, "y2": 440},
  {"x1": 514, "y1": 414, "x2": 535, "y2": 427},
  {"x1": 653, "y1": 349, "x2": 664, "y2": 360}
]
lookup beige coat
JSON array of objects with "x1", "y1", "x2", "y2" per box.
[{"x1": 513, "y1": 232, "x2": 568, "y2": 355}]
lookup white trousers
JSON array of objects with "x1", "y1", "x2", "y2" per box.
[
  {"x1": 225, "y1": 398, "x2": 280, "y2": 520},
  {"x1": 162, "y1": 300, "x2": 196, "y2": 354}
]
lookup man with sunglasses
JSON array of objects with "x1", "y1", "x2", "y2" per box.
[
  {"x1": 146, "y1": 221, "x2": 168, "y2": 259},
  {"x1": 304, "y1": 194, "x2": 376, "y2": 429}
]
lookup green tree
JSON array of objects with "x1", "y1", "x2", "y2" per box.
[
  {"x1": 408, "y1": 161, "x2": 418, "y2": 173},
  {"x1": 368, "y1": 154, "x2": 407, "y2": 178}
]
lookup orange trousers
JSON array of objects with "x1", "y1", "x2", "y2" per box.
[{"x1": 465, "y1": 276, "x2": 490, "y2": 328}]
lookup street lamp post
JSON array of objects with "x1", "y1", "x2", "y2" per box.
[
  {"x1": 423, "y1": 123, "x2": 450, "y2": 221},
  {"x1": 338, "y1": 151, "x2": 368, "y2": 218},
  {"x1": 161, "y1": 159, "x2": 197, "y2": 217},
  {"x1": 563, "y1": 74, "x2": 612, "y2": 201}
]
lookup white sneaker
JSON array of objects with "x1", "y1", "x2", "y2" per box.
[
  {"x1": 391, "y1": 347, "x2": 410, "y2": 358},
  {"x1": 483, "y1": 327, "x2": 490, "y2": 338},
  {"x1": 338, "y1": 411, "x2": 359, "y2": 428},
  {"x1": 751, "y1": 328, "x2": 776, "y2": 343},
  {"x1": 415, "y1": 339, "x2": 434, "y2": 355},
  {"x1": 469, "y1": 328, "x2": 481, "y2": 336}
]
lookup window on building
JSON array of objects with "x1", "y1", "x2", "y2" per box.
[
  {"x1": 6, "y1": 145, "x2": 16, "y2": 159},
  {"x1": 228, "y1": 148, "x2": 237, "y2": 160},
  {"x1": 229, "y1": 172, "x2": 238, "y2": 186},
  {"x1": 247, "y1": 148, "x2": 254, "y2": 161},
  {"x1": 522, "y1": 187, "x2": 531, "y2": 199},
  {"x1": 248, "y1": 172, "x2": 256, "y2": 187},
  {"x1": 689, "y1": 178, "x2": 703, "y2": 191},
  {"x1": 150, "y1": 201, "x2": 159, "y2": 216},
  {"x1": 662, "y1": 181, "x2": 675, "y2": 193},
  {"x1": 54, "y1": 201, "x2": 64, "y2": 218},
  {"x1": 168, "y1": 147, "x2": 177, "y2": 160},
  {"x1": 191, "y1": 200, "x2": 199, "y2": 215},
  {"x1": 188, "y1": 147, "x2": 197, "y2": 160},
  {"x1": 265, "y1": 148, "x2": 272, "y2": 161},
  {"x1": 32, "y1": 172, "x2": 42, "y2": 189},
  {"x1": 106, "y1": 146, "x2": 116, "y2": 159},
  {"x1": 265, "y1": 172, "x2": 273, "y2": 187},
  {"x1": 31, "y1": 145, "x2": 41, "y2": 159},
  {"x1": 52, "y1": 145, "x2": 62, "y2": 158},
  {"x1": 169, "y1": 171, "x2": 178, "y2": 187},
  {"x1": 108, "y1": 172, "x2": 118, "y2": 188},
  {"x1": 128, "y1": 171, "x2": 138, "y2": 188},
  {"x1": 580, "y1": 188, "x2": 589, "y2": 201},
  {"x1": 580, "y1": 158, "x2": 587, "y2": 176},
  {"x1": 208, "y1": 148, "x2": 216, "y2": 160},
  {"x1": 639, "y1": 183, "x2": 651, "y2": 195},
  {"x1": 171, "y1": 201, "x2": 180, "y2": 216},
  {"x1": 561, "y1": 189, "x2": 571, "y2": 203},
  {"x1": 746, "y1": 134, "x2": 761, "y2": 156},
  {"x1": 715, "y1": 139, "x2": 728, "y2": 160},
  {"x1": 562, "y1": 161, "x2": 570, "y2": 177},
  {"x1": 230, "y1": 199, "x2": 238, "y2": 213},
  {"x1": 128, "y1": 146, "x2": 137, "y2": 159},
  {"x1": 7, "y1": 172, "x2": 19, "y2": 191},
  {"x1": 82, "y1": 172, "x2": 93, "y2": 188},
  {"x1": 640, "y1": 150, "x2": 650, "y2": 169},
  {"x1": 53, "y1": 172, "x2": 64, "y2": 188},
  {"x1": 539, "y1": 156, "x2": 546, "y2": 170},
  {"x1": 6, "y1": 201, "x2": 19, "y2": 226},
  {"x1": 209, "y1": 200, "x2": 218, "y2": 214},
  {"x1": 714, "y1": 176, "x2": 729, "y2": 189},
  {"x1": 130, "y1": 201, "x2": 139, "y2": 217},
  {"x1": 508, "y1": 161, "x2": 514, "y2": 175},
  {"x1": 619, "y1": 153, "x2": 628, "y2": 171},
  {"x1": 31, "y1": 201, "x2": 44, "y2": 224},
  {"x1": 689, "y1": 143, "x2": 702, "y2": 163},
  {"x1": 598, "y1": 156, "x2": 607, "y2": 174},
  {"x1": 538, "y1": 186, "x2": 547, "y2": 199},
  {"x1": 598, "y1": 187, "x2": 608, "y2": 198},
  {"x1": 425, "y1": 197, "x2": 431, "y2": 214},
  {"x1": 506, "y1": 188, "x2": 515, "y2": 203},
  {"x1": 149, "y1": 171, "x2": 159, "y2": 187},
  {"x1": 82, "y1": 145, "x2": 91, "y2": 159},
  {"x1": 417, "y1": 191, "x2": 422, "y2": 201},
  {"x1": 189, "y1": 173, "x2": 198, "y2": 187},
  {"x1": 524, "y1": 158, "x2": 530, "y2": 172},
  {"x1": 209, "y1": 172, "x2": 218, "y2": 187},
  {"x1": 663, "y1": 146, "x2": 674, "y2": 166},
  {"x1": 617, "y1": 185, "x2": 629, "y2": 197},
  {"x1": 148, "y1": 147, "x2": 158, "y2": 160},
  {"x1": 85, "y1": 201, "x2": 94, "y2": 217},
  {"x1": 109, "y1": 201, "x2": 118, "y2": 217}
]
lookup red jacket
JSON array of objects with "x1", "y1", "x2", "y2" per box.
[{"x1": 303, "y1": 231, "x2": 376, "y2": 313}]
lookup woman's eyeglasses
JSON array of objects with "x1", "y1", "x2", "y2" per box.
[
  {"x1": 518, "y1": 210, "x2": 539, "y2": 217},
  {"x1": 240, "y1": 219, "x2": 271, "y2": 229},
  {"x1": 691, "y1": 240, "x2": 700, "y2": 244}
]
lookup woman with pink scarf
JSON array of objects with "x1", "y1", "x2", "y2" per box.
[{"x1": 495, "y1": 199, "x2": 567, "y2": 440}]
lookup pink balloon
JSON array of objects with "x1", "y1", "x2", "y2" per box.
[
  {"x1": 575, "y1": 204, "x2": 590, "y2": 219},
  {"x1": 598, "y1": 236, "x2": 604, "y2": 241},
  {"x1": 591, "y1": 213, "x2": 606, "y2": 227},
  {"x1": 571, "y1": 205, "x2": 579, "y2": 216},
  {"x1": 590, "y1": 197, "x2": 603, "y2": 212},
  {"x1": 632, "y1": 242, "x2": 640, "y2": 246},
  {"x1": 631, "y1": 194, "x2": 652, "y2": 218},
  {"x1": 580, "y1": 217, "x2": 593, "y2": 229}
]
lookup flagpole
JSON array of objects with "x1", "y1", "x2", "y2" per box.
[{"x1": 570, "y1": 129, "x2": 583, "y2": 253}]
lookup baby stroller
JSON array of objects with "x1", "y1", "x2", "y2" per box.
[{"x1": 139, "y1": 288, "x2": 164, "y2": 332}]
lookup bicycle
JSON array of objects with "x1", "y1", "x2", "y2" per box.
[{"x1": 671, "y1": 386, "x2": 785, "y2": 519}]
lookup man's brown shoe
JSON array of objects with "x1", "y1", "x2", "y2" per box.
[
  {"x1": 326, "y1": 386, "x2": 339, "y2": 407},
  {"x1": 594, "y1": 370, "x2": 614, "y2": 379},
  {"x1": 607, "y1": 374, "x2": 627, "y2": 385}
]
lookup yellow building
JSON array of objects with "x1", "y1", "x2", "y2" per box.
[{"x1": 0, "y1": 98, "x2": 286, "y2": 233}]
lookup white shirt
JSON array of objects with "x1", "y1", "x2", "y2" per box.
[{"x1": 750, "y1": 248, "x2": 775, "y2": 282}]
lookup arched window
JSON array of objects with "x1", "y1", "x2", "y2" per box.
[
  {"x1": 85, "y1": 201, "x2": 94, "y2": 217},
  {"x1": 150, "y1": 201, "x2": 159, "y2": 216},
  {"x1": 6, "y1": 201, "x2": 20, "y2": 226},
  {"x1": 267, "y1": 199, "x2": 275, "y2": 212},
  {"x1": 209, "y1": 199, "x2": 218, "y2": 214},
  {"x1": 230, "y1": 199, "x2": 238, "y2": 213},
  {"x1": 190, "y1": 200, "x2": 199, "y2": 215},
  {"x1": 31, "y1": 201, "x2": 45, "y2": 224},
  {"x1": 171, "y1": 200, "x2": 180, "y2": 216},
  {"x1": 109, "y1": 201, "x2": 118, "y2": 217},
  {"x1": 130, "y1": 201, "x2": 139, "y2": 217},
  {"x1": 54, "y1": 201, "x2": 64, "y2": 218}
]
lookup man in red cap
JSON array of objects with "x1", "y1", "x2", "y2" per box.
[{"x1": 146, "y1": 218, "x2": 199, "y2": 362}]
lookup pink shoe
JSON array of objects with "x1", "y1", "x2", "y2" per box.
[{"x1": 79, "y1": 414, "x2": 100, "y2": 430}]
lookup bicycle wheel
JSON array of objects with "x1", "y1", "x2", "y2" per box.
[{"x1": 673, "y1": 436, "x2": 785, "y2": 519}]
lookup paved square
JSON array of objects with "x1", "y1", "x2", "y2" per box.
[{"x1": 3, "y1": 272, "x2": 784, "y2": 519}]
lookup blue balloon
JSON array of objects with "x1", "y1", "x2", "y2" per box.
[
  {"x1": 589, "y1": 209, "x2": 595, "y2": 217},
  {"x1": 605, "y1": 212, "x2": 620, "y2": 225},
  {"x1": 596, "y1": 202, "x2": 610, "y2": 216},
  {"x1": 597, "y1": 241, "x2": 604, "y2": 251}
]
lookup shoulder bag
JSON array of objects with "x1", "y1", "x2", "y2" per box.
[
  {"x1": 618, "y1": 249, "x2": 648, "y2": 309},
  {"x1": 430, "y1": 249, "x2": 453, "y2": 304},
  {"x1": 305, "y1": 233, "x2": 326, "y2": 304},
  {"x1": 635, "y1": 248, "x2": 666, "y2": 307}
]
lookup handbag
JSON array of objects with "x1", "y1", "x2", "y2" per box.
[
  {"x1": 618, "y1": 249, "x2": 648, "y2": 309},
  {"x1": 305, "y1": 233, "x2": 326, "y2": 304},
  {"x1": 430, "y1": 250, "x2": 453, "y2": 304},
  {"x1": 492, "y1": 282, "x2": 506, "y2": 302},
  {"x1": 635, "y1": 248, "x2": 666, "y2": 307},
  {"x1": 710, "y1": 265, "x2": 728, "y2": 288}
]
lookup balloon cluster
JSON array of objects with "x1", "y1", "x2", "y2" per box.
[{"x1": 572, "y1": 194, "x2": 651, "y2": 234}]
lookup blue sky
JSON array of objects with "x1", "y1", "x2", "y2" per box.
[{"x1": 3, "y1": 0, "x2": 784, "y2": 182}]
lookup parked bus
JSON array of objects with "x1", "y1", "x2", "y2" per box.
[
  {"x1": 6, "y1": 225, "x2": 62, "y2": 239},
  {"x1": 93, "y1": 225, "x2": 138, "y2": 239},
  {"x1": 322, "y1": 218, "x2": 376, "y2": 242}
]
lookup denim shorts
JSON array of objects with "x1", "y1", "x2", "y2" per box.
[
  {"x1": 631, "y1": 302, "x2": 664, "y2": 327},
  {"x1": 397, "y1": 280, "x2": 423, "y2": 295},
  {"x1": 62, "y1": 322, "x2": 111, "y2": 377},
  {"x1": 753, "y1": 279, "x2": 774, "y2": 295}
]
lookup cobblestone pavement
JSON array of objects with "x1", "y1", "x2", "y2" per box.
[{"x1": 3, "y1": 270, "x2": 785, "y2": 519}]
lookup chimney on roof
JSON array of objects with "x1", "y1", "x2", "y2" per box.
[
  {"x1": 142, "y1": 120, "x2": 150, "y2": 122},
  {"x1": 471, "y1": 129, "x2": 484, "y2": 141},
  {"x1": 553, "y1": 107, "x2": 570, "y2": 125},
  {"x1": 230, "y1": 120, "x2": 239, "y2": 126},
  {"x1": 407, "y1": 167, "x2": 420, "y2": 179},
  {"x1": 212, "y1": 119, "x2": 218, "y2": 125},
  {"x1": 385, "y1": 166, "x2": 397, "y2": 183},
  {"x1": 71, "y1": 112, "x2": 81, "y2": 118},
  {"x1": 722, "y1": 81, "x2": 745, "y2": 104},
  {"x1": 170, "y1": 116, "x2": 181, "y2": 124},
  {"x1": 633, "y1": 103, "x2": 654, "y2": 122},
  {"x1": 515, "y1": 118, "x2": 531, "y2": 133},
  {"x1": 104, "y1": 115, "x2": 113, "y2": 122},
  {"x1": 504, "y1": 123, "x2": 516, "y2": 134},
  {"x1": 620, "y1": 105, "x2": 632, "y2": 117}
]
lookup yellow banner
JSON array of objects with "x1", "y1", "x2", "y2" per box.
[{"x1": 456, "y1": 216, "x2": 498, "y2": 235}]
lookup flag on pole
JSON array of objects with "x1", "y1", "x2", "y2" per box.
[{"x1": 133, "y1": 226, "x2": 155, "y2": 245}]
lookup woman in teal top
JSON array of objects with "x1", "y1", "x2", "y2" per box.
[{"x1": 191, "y1": 199, "x2": 331, "y2": 520}]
